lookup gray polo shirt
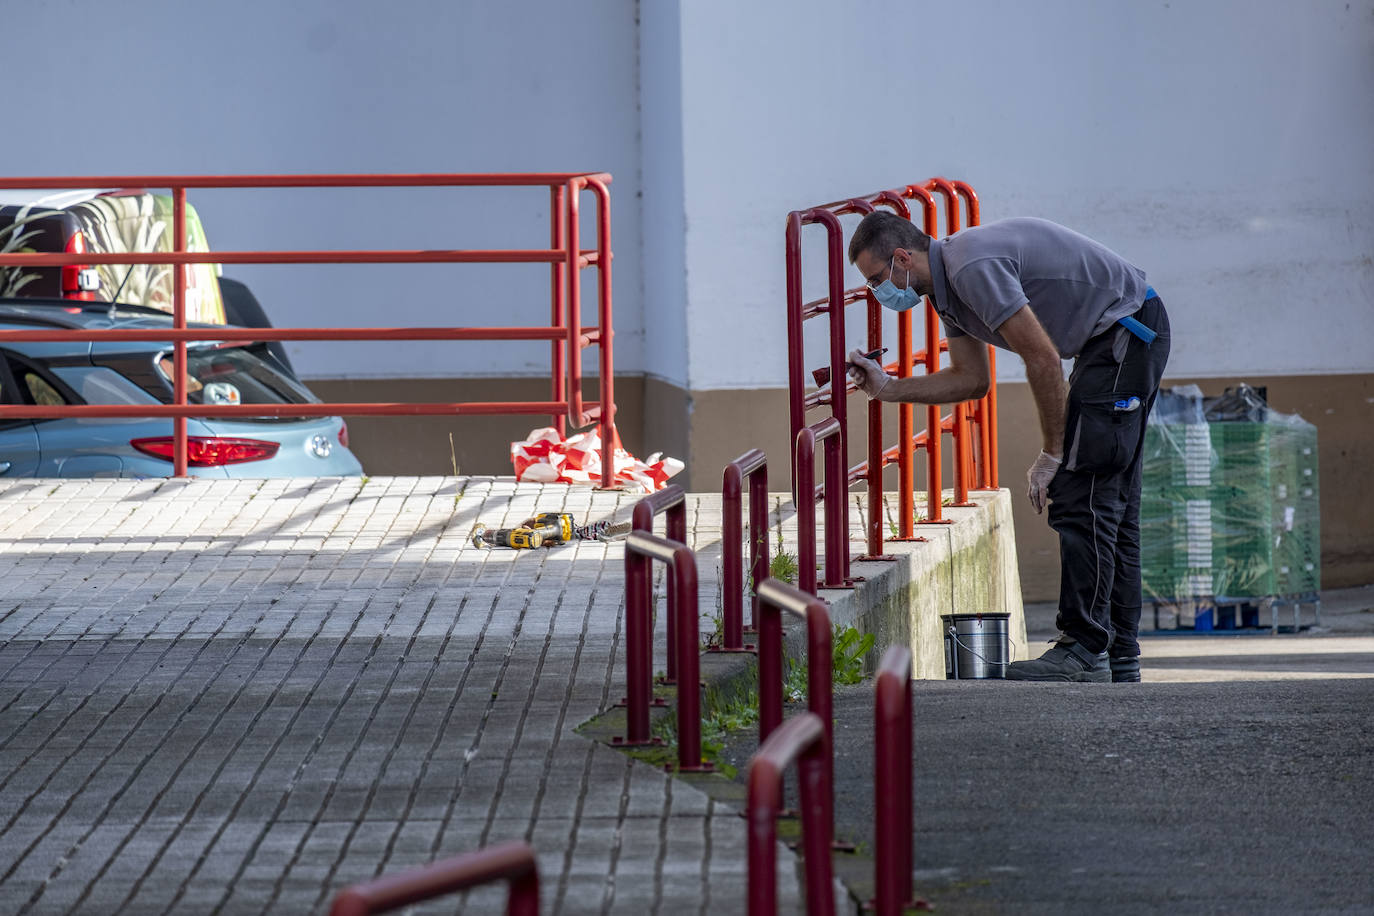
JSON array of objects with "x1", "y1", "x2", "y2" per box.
[{"x1": 927, "y1": 217, "x2": 1149, "y2": 359}]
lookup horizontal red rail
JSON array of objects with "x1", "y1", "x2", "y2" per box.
[
  {"x1": 0, "y1": 250, "x2": 600, "y2": 266},
  {"x1": 847, "y1": 410, "x2": 968, "y2": 480},
  {"x1": 800, "y1": 287, "x2": 868, "y2": 317},
  {"x1": 0, "y1": 402, "x2": 584, "y2": 419},
  {"x1": 0, "y1": 172, "x2": 616, "y2": 479},
  {"x1": 0, "y1": 327, "x2": 597, "y2": 342},
  {"x1": 0, "y1": 172, "x2": 610, "y2": 189}
]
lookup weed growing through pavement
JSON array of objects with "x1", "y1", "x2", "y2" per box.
[
  {"x1": 699, "y1": 695, "x2": 757, "y2": 778},
  {"x1": 782, "y1": 624, "x2": 875, "y2": 701},
  {"x1": 770, "y1": 539, "x2": 799, "y2": 585},
  {"x1": 832, "y1": 624, "x2": 875, "y2": 684}
]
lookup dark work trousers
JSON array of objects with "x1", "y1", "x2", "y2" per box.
[{"x1": 1048, "y1": 296, "x2": 1171, "y2": 657}]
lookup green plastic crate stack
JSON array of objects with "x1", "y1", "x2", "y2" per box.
[
  {"x1": 1212, "y1": 422, "x2": 1281, "y2": 598},
  {"x1": 1271, "y1": 420, "x2": 1321, "y2": 595},
  {"x1": 1140, "y1": 385, "x2": 1320, "y2": 624},
  {"x1": 1141, "y1": 401, "x2": 1215, "y2": 621}
]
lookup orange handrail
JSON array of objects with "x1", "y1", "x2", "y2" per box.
[
  {"x1": 785, "y1": 178, "x2": 998, "y2": 570},
  {"x1": 0, "y1": 173, "x2": 616, "y2": 481}
]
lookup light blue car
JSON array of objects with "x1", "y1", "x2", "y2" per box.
[{"x1": 0, "y1": 299, "x2": 363, "y2": 478}]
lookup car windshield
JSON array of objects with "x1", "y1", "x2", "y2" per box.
[{"x1": 156, "y1": 346, "x2": 317, "y2": 407}]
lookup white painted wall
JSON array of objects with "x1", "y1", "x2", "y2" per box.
[
  {"x1": 3, "y1": 0, "x2": 644, "y2": 381},
  {"x1": 675, "y1": 0, "x2": 1374, "y2": 386},
  {"x1": 639, "y1": 0, "x2": 691, "y2": 389},
  {"x1": 5, "y1": 0, "x2": 1371, "y2": 391}
]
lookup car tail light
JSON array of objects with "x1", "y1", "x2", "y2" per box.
[
  {"x1": 130, "y1": 436, "x2": 280, "y2": 466},
  {"x1": 338, "y1": 420, "x2": 350, "y2": 448},
  {"x1": 62, "y1": 230, "x2": 99, "y2": 301}
]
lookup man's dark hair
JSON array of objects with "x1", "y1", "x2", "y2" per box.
[{"x1": 847, "y1": 210, "x2": 930, "y2": 264}]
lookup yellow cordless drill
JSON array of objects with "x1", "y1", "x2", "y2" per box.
[
  {"x1": 472, "y1": 513, "x2": 616, "y2": 549},
  {"x1": 471, "y1": 525, "x2": 545, "y2": 549}
]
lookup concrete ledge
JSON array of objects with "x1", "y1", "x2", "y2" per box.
[
  {"x1": 687, "y1": 488, "x2": 1027, "y2": 715},
  {"x1": 823, "y1": 488, "x2": 1028, "y2": 680}
]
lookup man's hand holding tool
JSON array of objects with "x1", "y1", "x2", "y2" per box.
[{"x1": 846, "y1": 347, "x2": 891, "y2": 399}]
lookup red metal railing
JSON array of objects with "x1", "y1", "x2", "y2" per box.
[
  {"x1": 785, "y1": 178, "x2": 999, "y2": 564},
  {"x1": 0, "y1": 173, "x2": 615, "y2": 482},
  {"x1": 622, "y1": 528, "x2": 711, "y2": 773},
  {"x1": 746, "y1": 713, "x2": 835, "y2": 916},
  {"x1": 719, "y1": 449, "x2": 769, "y2": 652},
  {"x1": 754, "y1": 578, "x2": 836, "y2": 847},
  {"x1": 631, "y1": 484, "x2": 688, "y2": 683},
  {"x1": 327, "y1": 842, "x2": 539, "y2": 916},
  {"x1": 873, "y1": 646, "x2": 925, "y2": 915},
  {"x1": 795, "y1": 417, "x2": 851, "y2": 595}
]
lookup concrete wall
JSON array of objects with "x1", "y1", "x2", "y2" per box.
[
  {"x1": 838, "y1": 490, "x2": 1027, "y2": 681},
  {"x1": 4, "y1": 0, "x2": 646, "y2": 383}
]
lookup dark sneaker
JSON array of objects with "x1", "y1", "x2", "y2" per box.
[
  {"x1": 1005, "y1": 636, "x2": 1109, "y2": 682},
  {"x1": 1110, "y1": 656, "x2": 1141, "y2": 683}
]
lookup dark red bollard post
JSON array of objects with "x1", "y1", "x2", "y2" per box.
[
  {"x1": 624, "y1": 530, "x2": 711, "y2": 773},
  {"x1": 746, "y1": 713, "x2": 835, "y2": 916},
  {"x1": 874, "y1": 646, "x2": 921, "y2": 915},
  {"x1": 328, "y1": 842, "x2": 539, "y2": 916},
  {"x1": 632, "y1": 485, "x2": 687, "y2": 684},
  {"x1": 721, "y1": 449, "x2": 769, "y2": 649},
  {"x1": 795, "y1": 417, "x2": 851, "y2": 596},
  {"x1": 616, "y1": 525, "x2": 660, "y2": 746},
  {"x1": 786, "y1": 208, "x2": 851, "y2": 504},
  {"x1": 755, "y1": 577, "x2": 840, "y2": 847}
]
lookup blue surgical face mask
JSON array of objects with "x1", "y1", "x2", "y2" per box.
[{"x1": 870, "y1": 255, "x2": 921, "y2": 312}]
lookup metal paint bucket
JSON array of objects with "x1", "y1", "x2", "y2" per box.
[{"x1": 941, "y1": 613, "x2": 1010, "y2": 679}]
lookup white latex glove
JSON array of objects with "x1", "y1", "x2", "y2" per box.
[
  {"x1": 1026, "y1": 450, "x2": 1062, "y2": 514},
  {"x1": 846, "y1": 348, "x2": 891, "y2": 399}
]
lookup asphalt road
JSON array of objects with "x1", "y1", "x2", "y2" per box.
[{"x1": 717, "y1": 593, "x2": 1374, "y2": 915}]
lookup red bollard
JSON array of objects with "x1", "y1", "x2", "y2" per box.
[
  {"x1": 795, "y1": 417, "x2": 851, "y2": 595},
  {"x1": 746, "y1": 713, "x2": 834, "y2": 916},
  {"x1": 632, "y1": 485, "x2": 687, "y2": 684},
  {"x1": 624, "y1": 530, "x2": 711, "y2": 773},
  {"x1": 873, "y1": 646, "x2": 923, "y2": 915},
  {"x1": 328, "y1": 842, "x2": 539, "y2": 916},
  {"x1": 721, "y1": 450, "x2": 769, "y2": 649},
  {"x1": 615, "y1": 527, "x2": 661, "y2": 746},
  {"x1": 755, "y1": 578, "x2": 841, "y2": 848}
]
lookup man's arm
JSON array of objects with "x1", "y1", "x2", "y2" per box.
[
  {"x1": 858, "y1": 334, "x2": 990, "y2": 405},
  {"x1": 995, "y1": 304, "x2": 1066, "y2": 457}
]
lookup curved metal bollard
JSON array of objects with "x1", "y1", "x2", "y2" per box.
[
  {"x1": 327, "y1": 842, "x2": 538, "y2": 916},
  {"x1": 746, "y1": 713, "x2": 834, "y2": 916}
]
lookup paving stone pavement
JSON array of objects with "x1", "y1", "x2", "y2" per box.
[{"x1": 0, "y1": 476, "x2": 845, "y2": 916}]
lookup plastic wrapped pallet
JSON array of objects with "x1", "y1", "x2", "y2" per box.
[{"x1": 1140, "y1": 385, "x2": 1320, "y2": 629}]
